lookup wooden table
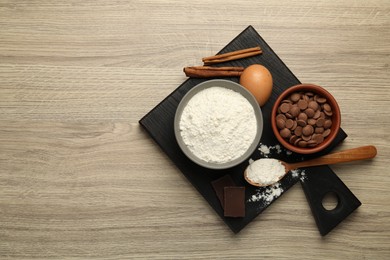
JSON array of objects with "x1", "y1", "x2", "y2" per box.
[{"x1": 1, "y1": 1, "x2": 389, "y2": 258}]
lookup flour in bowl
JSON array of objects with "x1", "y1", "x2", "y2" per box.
[{"x1": 179, "y1": 86, "x2": 257, "y2": 164}]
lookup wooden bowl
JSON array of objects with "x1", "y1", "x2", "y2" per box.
[{"x1": 271, "y1": 84, "x2": 341, "y2": 154}]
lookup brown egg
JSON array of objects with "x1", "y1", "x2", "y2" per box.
[{"x1": 239, "y1": 64, "x2": 273, "y2": 106}]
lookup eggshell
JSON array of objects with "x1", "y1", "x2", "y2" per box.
[{"x1": 239, "y1": 64, "x2": 273, "y2": 106}]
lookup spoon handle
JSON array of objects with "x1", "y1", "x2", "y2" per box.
[{"x1": 288, "y1": 145, "x2": 377, "y2": 170}]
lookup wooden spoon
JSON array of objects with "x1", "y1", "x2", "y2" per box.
[{"x1": 244, "y1": 145, "x2": 377, "y2": 187}]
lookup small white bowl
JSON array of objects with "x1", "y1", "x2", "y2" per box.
[{"x1": 174, "y1": 79, "x2": 263, "y2": 170}]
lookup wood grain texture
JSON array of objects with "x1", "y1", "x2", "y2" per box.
[{"x1": 0, "y1": 0, "x2": 389, "y2": 259}]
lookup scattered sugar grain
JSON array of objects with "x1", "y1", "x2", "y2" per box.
[
  {"x1": 290, "y1": 169, "x2": 307, "y2": 182},
  {"x1": 275, "y1": 144, "x2": 282, "y2": 154},
  {"x1": 291, "y1": 169, "x2": 300, "y2": 178},
  {"x1": 258, "y1": 143, "x2": 289, "y2": 157},
  {"x1": 249, "y1": 183, "x2": 284, "y2": 204},
  {"x1": 259, "y1": 144, "x2": 271, "y2": 157},
  {"x1": 300, "y1": 171, "x2": 307, "y2": 182}
]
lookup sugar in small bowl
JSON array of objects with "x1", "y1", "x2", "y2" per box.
[{"x1": 271, "y1": 84, "x2": 341, "y2": 154}]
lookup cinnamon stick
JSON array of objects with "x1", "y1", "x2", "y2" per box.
[
  {"x1": 202, "y1": 46, "x2": 262, "y2": 65},
  {"x1": 183, "y1": 66, "x2": 244, "y2": 78}
]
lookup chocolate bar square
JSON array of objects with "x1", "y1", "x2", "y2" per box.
[
  {"x1": 224, "y1": 186, "x2": 245, "y2": 218},
  {"x1": 211, "y1": 175, "x2": 236, "y2": 208}
]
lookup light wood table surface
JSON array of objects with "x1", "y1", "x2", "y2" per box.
[{"x1": 1, "y1": 0, "x2": 389, "y2": 259}]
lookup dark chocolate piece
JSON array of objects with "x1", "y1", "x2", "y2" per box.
[
  {"x1": 211, "y1": 175, "x2": 236, "y2": 208},
  {"x1": 224, "y1": 186, "x2": 245, "y2": 218}
]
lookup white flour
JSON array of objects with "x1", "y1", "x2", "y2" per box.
[
  {"x1": 258, "y1": 144, "x2": 271, "y2": 156},
  {"x1": 246, "y1": 158, "x2": 286, "y2": 185},
  {"x1": 291, "y1": 169, "x2": 307, "y2": 182},
  {"x1": 249, "y1": 183, "x2": 284, "y2": 204},
  {"x1": 258, "y1": 143, "x2": 282, "y2": 157},
  {"x1": 179, "y1": 86, "x2": 257, "y2": 164}
]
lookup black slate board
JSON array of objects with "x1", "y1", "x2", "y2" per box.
[{"x1": 139, "y1": 26, "x2": 351, "y2": 233}]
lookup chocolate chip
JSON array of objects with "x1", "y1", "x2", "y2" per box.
[
  {"x1": 320, "y1": 112, "x2": 326, "y2": 119},
  {"x1": 294, "y1": 126, "x2": 303, "y2": 136},
  {"x1": 308, "y1": 118, "x2": 317, "y2": 126},
  {"x1": 298, "y1": 140, "x2": 308, "y2": 147},
  {"x1": 289, "y1": 135, "x2": 299, "y2": 144},
  {"x1": 323, "y1": 103, "x2": 332, "y2": 112},
  {"x1": 305, "y1": 108, "x2": 315, "y2": 118},
  {"x1": 276, "y1": 114, "x2": 286, "y2": 121},
  {"x1": 286, "y1": 112, "x2": 294, "y2": 119},
  {"x1": 302, "y1": 125, "x2": 314, "y2": 136},
  {"x1": 315, "y1": 127, "x2": 324, "y2": 134},
  {"x1": 276, "y1": 118, "x2": 286, "y2": 129},
  {"x1": 298, "y1": 112, "x2": 308, "y2": 121},
  {"x1": 324, "y1": 119, "x2": 332, "y2": 129},
  {"x1": 308, "y1": 101, "x2": 319, "y2": 111},
  {"x1": 294, "y1": 137, "x2": 302, "y2": 146},
  {"x1": 297, "y1": 119, "x2": 307, "y2": 127},
  {"x1": 317, "y1": 97, "x2": 327, "y2": 104},
  {"x1": 298, "y1": 99, "x2": 308, "y2": 110},
  {"x1": 323, "y1": 129, "x2": 331, "y2": 138},
  {"x1": 280, "y1": 103, "x2": 290, "y2": 113},
  {"x1": 291, "y1": 120, "x2": 297, "y2": 131},
  {"x1": 303, "y1": 95, "x2": 310, "y2": 101},
  {"x1": 289, "y1": 105, "x2": 300, "y2": 117},
  {"x1": 280, "y1": 128, "x2": 291, "y2": 138},
  {"x1": 313, "y1": 110, "x2": 321, "y2": 119},
  {"x1": 316, "y1": 118, "x2": 325, "y2": 127},
  {"x1": 285, "y1": 119, "x2": 294, "y2": 129},
  {"x1": 324, "y1": 110, "x2": 333, "y2": 117},
  {"x1": 313, "y1": 134, "x2": 324, "y2": 144},
  {"x1": 291, "y1": 93, "x2": 301, "y2": 102}
]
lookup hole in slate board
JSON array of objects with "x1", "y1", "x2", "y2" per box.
[{"x1": 322, "y1": 191, "x2": 340, "y2": 211}]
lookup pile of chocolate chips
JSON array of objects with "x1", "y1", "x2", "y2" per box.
[{"x1": 276, "y1": 91, "x2": 333, "y2": 148}]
